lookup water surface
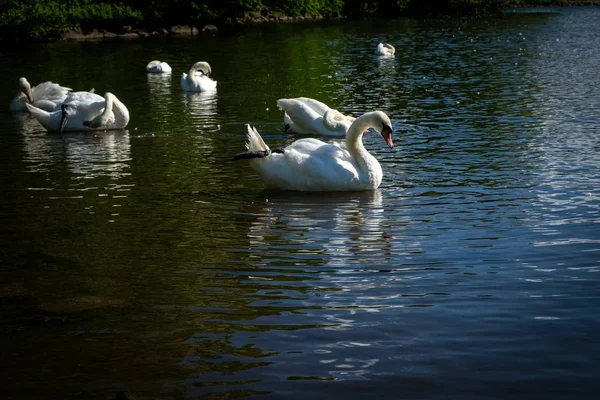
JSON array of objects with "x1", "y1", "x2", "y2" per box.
[{"x1": 1, "y1": 7, "x2": 599, "y2": 399}]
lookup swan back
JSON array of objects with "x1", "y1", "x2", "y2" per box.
[
  {"x1": 376, "y1": 43, "x2": 395, "y2": 56},
  {"x1": 293, "y1": 97, "x2": 331, "y2": 115},
  {"x1": 278, "y1": 98, "x2": 354, "y2": 136},
  {"x1": 146, "y1": 60, "x2": 172, "y2": 73},
  {"x1": 277, "y1": 98, "x2": 322, "y2": 134},
  {"x1": 322, "y1": 109, "x2": 353, "y2": 135}
]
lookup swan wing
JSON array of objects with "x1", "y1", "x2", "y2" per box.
[
  {"x1": 198, "y1": 75, "x2": 217, "y2": 91},
  {"x1": 251, "y1": 139, "x2": 358, "y2": 191},
  {"x1": 295, "y1": 97, "x2": 331, "y2": 115},
  {"x1": 32, "y1": 81, "x2": 71, "y2": 100},
  {"x1": 180, "y1": 73, "x2": 216, "y2": 92},
  {"x1": 147, "y1": 60, "x2": 171, "y2": 73},
  {"x1": 277, "y1": 98, "x2": 326, "y2": 134}
]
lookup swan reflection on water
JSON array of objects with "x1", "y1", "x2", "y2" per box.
[
  {"x1": 181, "y1": 91, "x2": 219, "y2": 130},
  {"x1": 21, "y1": 129, "x2": 132, "y2": 180},
  {"x1": 147, "y1": 72, "x2": 172, "y2": 98},
  {"x1": 246, "y1": 189, "x2": 392, "y2": 266}
]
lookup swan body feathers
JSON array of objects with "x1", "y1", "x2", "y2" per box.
[
  {"x1": 376, "y1": 43, "x2": 395, "y2": 57},
  {"x1": 146, "y1": 60, "x2": 172, "y2": 73},
  {"x1": 26, "y1": 91, "x2": 129, "y2": 133},
  {"x1": 277, "y1": 97, "x2": 355, "y2": 137},
  {"x1": 236, "y1": 111, "x2": 394, "y2": 191},
  {"x1": 181, "y1": 61, "x2": 217, "y2": 92},
  {"x1": 10, "y1": 77, "x2": 72, "y2": 112}
]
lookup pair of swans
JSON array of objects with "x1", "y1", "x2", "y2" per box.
[
  {"x1": 181, "y1": 61, "x2": 217, "y2": 92},
  {"x1": 146, "y1": 60, "x2": 172, "y2": 74},
  {"x1": 376, "y1": 43, "x2": 395, "y2": 57},
  {"x1": 9, "y1": 77, "x2": 71, "y2": 112},
  {"x1": 277, "y1": 97, "x2": 355, "y2": 137},
  {"x1": 147, "y1": 60, "x2": 217, "y2": 92},
  {"x1": 234, "y1": 110, "x2": 394, "y2": 191},
  {"x1": 10, "y1": 76, "x2": 129, "y2": 133},
  {"x1": 27, "y1": 91, "x2": 130, "y2": 133}
]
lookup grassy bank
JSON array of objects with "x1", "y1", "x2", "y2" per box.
[{"x1": 0, "y1": 0, "x2": 587, "y2": 41}]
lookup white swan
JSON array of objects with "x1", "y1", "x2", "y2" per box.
[
  {"x1": 234, "y1": 111, "x2": 394, "y2": 191},
  {"x1": 9, "y1": 77, "x2": 72, "y2": 112},
  {"x1": 181, "y1": 61, "x2": 217, "y2": 92},
  {"x1": 146, "y1": 60, "x2": 172, "y2": 73},
  {"x1": 26, "y1": 91, "x2": 130, "y2": 133},
  {"x1": 376, "y1": 43, "x2": 395, "y2": 57},
  {"x1": 277, "y1": 97, "x2": 355, "y2": 137}
]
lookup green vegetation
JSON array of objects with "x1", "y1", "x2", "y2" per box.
[{"x1": 0, "y1": 0, "x2": 571, "y2": 41}]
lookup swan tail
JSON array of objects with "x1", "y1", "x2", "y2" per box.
[
  {"x1": 233, "y1": 125, "x2": 286, "y2": 161},
  {"x1": 245, "y1": 124, "x2": 269, "y2": 153}
]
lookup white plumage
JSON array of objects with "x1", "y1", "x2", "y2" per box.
[
  {"x1": 146, "y1": 60, "x2": 172, "y2": 73},
  {"x1": 9, "y1": 77, "x2": 71, "y2": 112},
  {"x1": 376, "y1": 43, "x2": 395, "y2": 57},
  {"x1": 237, "y1": 111, "x2": 394, "y2": 191},
  {"x1": 26, "y1": 91, "x2": 129, "y2": 133},
  {"x1": 277, "y1": 97, "x2": 355, "y2": 137},
  {"x1": 181, "y1": 61, "x2": 217, "y2": 92}
]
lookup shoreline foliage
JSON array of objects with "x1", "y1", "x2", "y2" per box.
[{"x1": 0, "y1": 0, "x2": 573, "y2": 41}]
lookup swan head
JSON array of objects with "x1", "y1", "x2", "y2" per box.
[
  {"x1": 192, "y1": 61, "x2": 212, "y2": 77},
  {"x1": 371, "y1": 111, "x2": 394, "y2": 149},
  {"x1": 18, "y1": 77, "x2": 33, "y2": 103}
]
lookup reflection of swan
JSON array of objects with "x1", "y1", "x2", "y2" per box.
[
  {"x1": 234, "y1": 111, "x2": 394, "y2": 191},
  {"x1": 22, "y1": 130, "x2": 132, "y2": 179},
  {"x1": 246, "y1": 190, "x2": 390, "y2": 265},
  {"x1": 182, "y1": 92, "x2": 218, "y2": 126},
  {"x1": 147, "y1": 73, "x2": 172, "y2": 97},
  {"x1": 277, "y1": 97, "x2": 355, "y2": 137},
  {"x1": 376, "y1": 43, "x2": 395, "y2": 57},
  {"x1": 181, "y1": 61, "x2": 217, "y2": 92},
  {"x1": 26, "y1": 91, "x2": 130, "y2": 133},
  {"x1": 9, "y1": 77, "x2": 71, "y2": 112},
  {"x1": 146, "y1": 60, "x2": 172, "y2": 73}
]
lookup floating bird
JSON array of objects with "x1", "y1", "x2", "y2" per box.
[
  {"x1": 277, "y1": 97, "x2": 355, "y2": 137},
  {"x1": 26, "y1": 91, "x2": 129, "y2": 133},
  {"x1": 234, "y1": 111, "x2": 394, "y2": 191},
  {"x1": 146, "y1": 60, "x2": 172, "y2": 73},
  {"x1": 376, "y1": 43, "x2": 395, "y2": 57},
  {"x1": 9, "y1": 77, "x2": 71, "y2": 112},
  {"x1": 181, "y1": 61, "x2": 217, "y2": 92}
]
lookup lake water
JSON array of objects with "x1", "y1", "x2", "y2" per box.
[{"x1": 1, "y1": 6, "x2": 600, "y2": 399}]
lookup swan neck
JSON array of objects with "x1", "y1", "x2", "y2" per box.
[
  {"x1": 20, "y1": 79, "x2": 33, "y2": 101},
  {"x1": 345, "y1": 114, "x2": 372, "y2": 155},
  {"x1": 98, "y1": 93, "x2": 114, "y2": 124},
  {"x1": 105, "y1": 93, "x2": 129, "y2": 126}
]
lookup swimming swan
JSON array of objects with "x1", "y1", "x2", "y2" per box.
[
  {"x1": 376, "y1": 43, "x2": 395, "y2": 57},
  {"x1": 181, "y1": 61, "x2": 217, "y2": 92},
  {"x1": 277, "y1": 97, "x2": 355, "y2": 137},
  {"x1": 146, "y1": 60, "x2": 172, "y2": 73},
  {"x1": 26, "y1": 91, "x2": 130, "y2": 133},
  {"x1": 10, "y1": 77, "x2": 72, "y2": 112},
  {"x1": 234, "y1": 111, "x2": 394, "y2": 191}
]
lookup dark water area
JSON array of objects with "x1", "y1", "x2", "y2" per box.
[{"x1": 1, "y1": 7, "x2": 599, "y2": 399}]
